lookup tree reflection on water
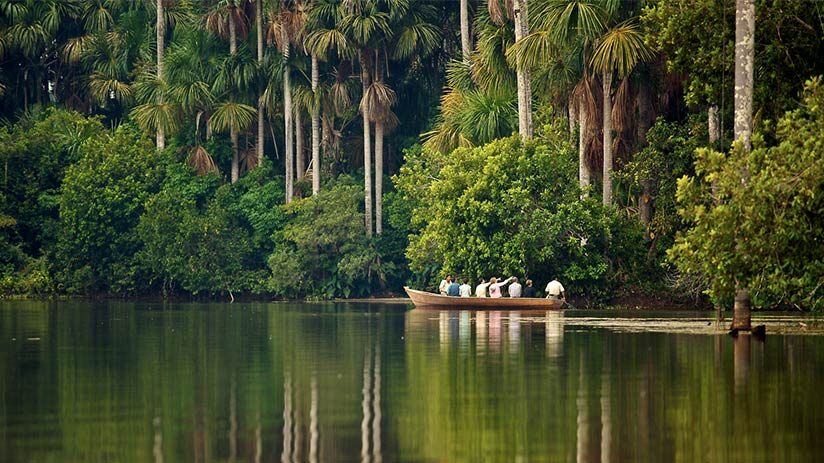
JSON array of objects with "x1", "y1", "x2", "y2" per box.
[{"x1": 1, "y1": 302, "x2": 823, "y2": 462}]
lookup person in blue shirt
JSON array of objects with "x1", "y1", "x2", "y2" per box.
[{"x1": 447, "y1": 279, "x2": 461, "y2": 296}]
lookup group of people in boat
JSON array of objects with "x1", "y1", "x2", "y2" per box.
[{"x1": 438, "y1": 275, "x2": 566, "y2": 300}]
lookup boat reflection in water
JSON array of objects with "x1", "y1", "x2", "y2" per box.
[{"x1": 409, "y1": 308, "x2": 567, "y2": 357}]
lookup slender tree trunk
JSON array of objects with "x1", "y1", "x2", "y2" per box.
[
  {"x1": 229, "y1": 7, "x2": 239, "y2": 183},
  {"x1": 360, "y1": 51, "x2": 373, "y2": 237},
  {"x1": 578, "y1": 99, "x2": 590, "y2": 193},
  {"x1": 256, "y1": 0, "x2": 264, "y2": 165},
  {"x1": 296, "y1": 110, "x2": 305, "y2": 179},
  {"x1": 460, "y1": 0, "x2": 471, "y2": 62},
  {"x1": 374, "y1": 54, "x2": 385, "y2": 235},
  {"x1": 311, "y1": 55, "x2": 321, "y2": 195},
  {"x1": 568, "y1": 94, "x2": 578, "y2": 139},
  {"x1": 284, "y1": 34, "x2": 294, "y2": 203},
  {"x1": 732, "y1": 0, "x2": 755, "y2": 330},
  {"x1": 375, "y1": 121, "x2": 384, "y2": 235},
  {"x1": 708, "y1": 105, "x2": 720, "y2": 145},
  {"x1": 602, "y1": 72, "x2": 613, "y2": 206},
  {"x1": 513, "y1": 0, "x2": 533, "y2": 139},
  {"x1": 156, "y1": 0, "x2": 165, "y2": 150}
]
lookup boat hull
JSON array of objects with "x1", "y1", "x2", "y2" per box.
[{"x1": 404, "y1": 287, "x2": 565, "y2": 310}]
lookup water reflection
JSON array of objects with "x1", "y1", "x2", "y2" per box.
[
  {"x1": 2, "y1": 302, "x2": 824, "y2": 462},
  {"x1": 546, "y1": 311, "x2": 565, "y2": 358}
]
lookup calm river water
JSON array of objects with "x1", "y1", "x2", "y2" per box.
[{"x1": 2, "y1": 301, "x2": 823, "y2": 462}]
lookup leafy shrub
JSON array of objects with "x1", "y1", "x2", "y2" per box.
[
  {"x1": 669, "y1": 78, "x2": 824, "y2": 309},
  {"x1": 267, "y1": 177, "x2": 396, "y2": 299},
  {"x1": 54, "y1": 124, "x2": 163, "y2": 294}
]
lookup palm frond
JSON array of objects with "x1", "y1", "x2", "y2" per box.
[
  {"x1": 187, "y1": 145, "x2": 219, "y2": 175},
  {"x1": 589, "y1": 20, "x2": 653, "y2": 77},
  {"x1": 391, "y1": 21, "x2": 440, "y2": 60},
  {"x1": 445, "y1": 60, "x2": 475, "y2": 93},
  {"x1": 535, "y1": 0, "x2": 605, "y2": 44},
  {"x1": 458, "y1": 89, "x2": 518, "y2": 145},
  {"x1": 88, "y1": 73, "x2": 132, "y2": 104},
  {"x1": 131, "y1": 102, "x2": 181, "y2": 134},
  {"x1": 61, "y1": 34, "x2": 94, "y2": 63},
  {"x1": 305, "y1": 28, "x2": 354, "y2": 60},
  {"x1": 361, "y1": 80, "x2": 396, "y2": 119},
  {"x1": 211, "y1": 101, "x2": 257, "y2": 133}
]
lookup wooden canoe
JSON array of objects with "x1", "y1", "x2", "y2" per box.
[{"x1": 404, "y1": 286, "x2": 565, "y2": 310}]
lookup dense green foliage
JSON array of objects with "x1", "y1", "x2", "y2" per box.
[
  {"x1": 267, "y1": 177, "x2": 401, "y2": 299},
  {"x1": 56, "y1": 125, "x2": 164, "y2": 293},
  {"x1": 669, "y1": 79, "x2": 824, "y2": 310},
  {"x1": 396, "y1": 127, "x2": 645, "y2": 300}
]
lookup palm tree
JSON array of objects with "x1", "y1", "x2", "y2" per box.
[
  {"x1": 340, "y1": 0, "x2": 393, "y2": 237},
  {"x1": 424, "y1": 6, "x2": 515, "y2": 154},
  {"x1": 377, "y1": 0, "x2": 439, "y2": 233},
  {"x1": 489, "y1": 0, "x2": 532, "y2": 139},
  {"x1": 268, "y1": 0, "x2": 306, "y2": 202},
  {"x1": 731, "y1": 0, "x2": 755, "y2": 331},
  {"x1": 508, "y1": 0, "x2": 604, "y2": 190},
  {"x1": 589, "y1": 18, "x2": 652, "y2": 205},
  {"x1": 206, "y1": 0, "x2": 250, "y2": 183},
  {"x1": 306, "y1": 0, "x2": 357, "y2": 194}
]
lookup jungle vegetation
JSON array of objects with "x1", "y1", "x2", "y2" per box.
[{"x1": 0, "y1": 0, "x2": 822, "y2": 309}]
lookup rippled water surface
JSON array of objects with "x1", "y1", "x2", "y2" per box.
[{"x1": 2, "y1": 301, "x2": 824, "y2": 462}]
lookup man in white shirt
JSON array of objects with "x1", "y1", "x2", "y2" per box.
[
  {"x1": 439, "y1": 275, "x2": 452, "y2": 295},
  {"x1": 459, "y1": 279, "x2": 472, "y2": 297},
  {"x1": 475, "y1": 278, "x2": 491, "y2": 297},
  {"x1": 545, "y1": 279, "x2": 566, "y2": 300},
  {"x1": 508, "y1": 277, "x2": 522, "y2": 297}
]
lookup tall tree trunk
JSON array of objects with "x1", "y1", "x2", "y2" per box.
[
  {"x1": 360, "y1": 51, "x2": 373, "y2": 237},
  {"x1": 256, "y1": 0, "x2": 264, "y2": 165},
  {"x1": 460, "y1": 0, "x2": 471, "y2": 62},
  {"x1": 578, "y1": 99, "x2": 590, "y2": 193},
  {"x1": 513, "y1": 0, "x2": 533, "y2": 139},
  {"x1": 284, "y1": 33, "x2": 294, "y2": 203},
  {"x1": 311, "y1": 55, "x2": 321, "y2": 195},
  {"x1": 156, "y1": 0, "x2": 165, "y2": 151},
  {"x1": 375, "y1": 121, "x2": 384, "y2": 235},
  {"x1": 374, "y1": 54, "x2": 385, "y2": 235},
  {"x1": 229, "y1": 7, "x2": 239, "y2": 183},
  {"x1": 732, "y1": 0, "x2": 755, "y2": 330},
  {"x1": 602, "y1": 72, "x2": 613, "y2": 206},
  {"x1": 296, "y1": 110, "x2": 305, "y2": 179}
]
